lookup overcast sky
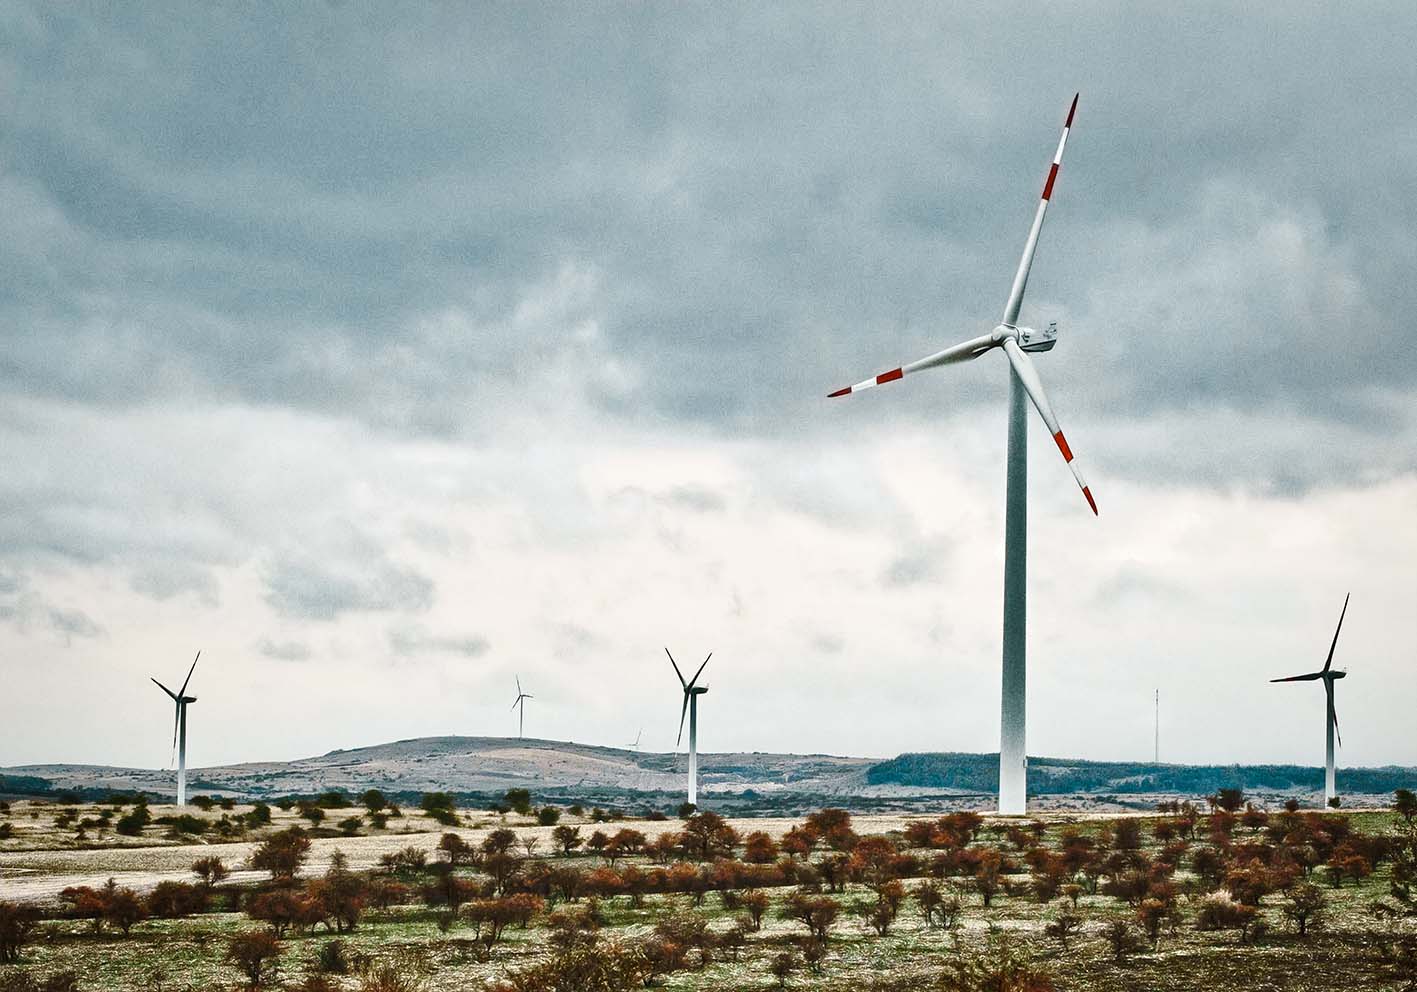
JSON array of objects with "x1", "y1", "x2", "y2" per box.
[{"x1": 3, "y1": 3, "x2": 1416, "y2": 774}]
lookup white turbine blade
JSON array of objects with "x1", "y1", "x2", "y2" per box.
[
  {"x1": 178, "y1": 651, "x2": 200, "y2": 697},
  {"x1": 687, "y1": 652, "x2": 712, "y2": 689},
  {"x1": 1001, "y1": 338, "x2": 1097, "y2": 515},
  {"x1": 1002, "y1": 94, "x2": 1078, "y2": 327},
  {"x1": 665, "y1": 647, "x2": 687, "y2": 688},
  {"x1": 170, "y1": 703, "x2": 180, "y2": 757},
  {"x1": 510, "y1": 696, "x2": 521, "y2": 711},
  {"x1": 677, "y1": 691, "x2": 690, "y2": 747},
  {"x1": 828, "y1": 333, "x2": 996, "y2": 398},
  {"x1": 151, "y1": 678, "x2": 178, "y2": 701},
  {"x1": 1327, "y1": 680, "x2": 1341, "y2": 747},
  {"x1": 1321, "y1": 594, "x2": 1349, "y2": 673}
]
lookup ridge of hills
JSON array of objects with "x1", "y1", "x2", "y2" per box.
[{"x1": 5, "y1": 736, "x2": 1415, "y2": 811}]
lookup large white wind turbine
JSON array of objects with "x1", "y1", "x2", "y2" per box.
[
  {"x1": 151, "y1": 652, "x2": 200, "y2": 807},
  {"x1": 667, "y1": 648, "x2": 710, "y2": 807},
  {"x1": 1272, "y1": 594, "x2": 1350, "y2": 805},
  {"x1": 511, "y1": 676, "x2": 533, "y2": 739},
  {"x1": 828, "y1": 94, "x2": 1095, "y2": 815}
]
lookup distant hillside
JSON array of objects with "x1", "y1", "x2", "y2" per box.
[
  {"x1": 6, "y1": 738, "x2": 1414, "y2": 807},
  {"x1": 867, "y1": 752, "x2": 1417, "y2": 796},
  {"x1": 2, "y1": 736, "x2": 878, "y2": 804}
]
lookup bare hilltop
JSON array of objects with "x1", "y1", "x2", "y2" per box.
[{"x1": 6, "y1": 736, "x2": 1415, "y2": 812}]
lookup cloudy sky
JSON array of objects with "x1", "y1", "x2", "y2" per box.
[{"x1": 4, "y1": 3, "x2": 1416, "y2": 774}]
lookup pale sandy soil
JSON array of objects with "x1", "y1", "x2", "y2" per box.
[{"x1": 0, "y1": 803, "x2": 926, "y2": 904}]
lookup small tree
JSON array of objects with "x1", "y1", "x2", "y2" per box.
[
  {"x1": 742, "y1": 889, "x2": 770, "y2": 931},
  {"x1": 192, "y1": 856, "x2": 230, "y2": 888},
  {"x1": 0, "y1": 900, "x2": 41, "y2": 963},
  {"x1": 973, "y1": 848, "x2": 1005, "y2": 907},
  {"x1": 1215, "y1": 788, "x2": 1246, "y2": 813},
  {"x1": 769, "y1": 950, "x2": 799, "y2": 988},
  {"x1": 504, "y1": 789, "x2": 533, "y2": 815},
  {"x1": 1283, "y1": 882, "x2": 1325, "y2": 936},
  {"x1": 438, "y1": 833, "x2": 474, "y2": 867},
  {"x1": 226, "y1": 931, "x2": 282, "y2": 987},
  {"x1": 1044, "y1": 909, "x2": 1082, "y2": 951},
  {"x1": 251, "y1": 827, "x2": 311, "y2": 881},
  {"x1": 1104, "y1": 919, "x2": 1142, "y2": 963},
  {"x1": 552, "y1": 824, "x2": 583, "y2": 856},
  {"x1": 1396, "y1": 789, "x2": 1417, "y2": 827},
  {"x1": 538, "y1": 806, "x2": 561, "y2": 826}
]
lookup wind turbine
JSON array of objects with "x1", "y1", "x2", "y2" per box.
[
  {"x1": 827, "y1": 94, "x2": 1094, "y2": 815},
  {"x1": 667, "y1": 648, "x2": 710, "y2": 807},
  {"x1": 1272, "y1": 594, "x2": 1350, "y2": 805},
  {"x1": 511, "y1": 677, "x2": 533, "y2": 739},
  {"x1": 151, "y1": 652, "x2": 200, "y2": 806},
  {"x1": 629, "y1": 728, "x2": 643, "y2": 751}
]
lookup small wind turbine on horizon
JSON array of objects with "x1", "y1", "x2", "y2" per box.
[
  {"x1": 151, "y1": 651, "x2": 200, "y2": 807},
  {"x1": 667, "y1": 648, "x2": 710, "y2": 807},
  {"x1": 511, "y1": 676, "x2": 533, "y2": 739},
  {"x1": 1272, "y1": 594, "x2": 1350, "y2": 805},
  {"x1": 630, "y1": 728, "x2": 642, "y2": 751},
  {"x1": 827, "y1": 94, "x2": 1095, "y2": 815}
]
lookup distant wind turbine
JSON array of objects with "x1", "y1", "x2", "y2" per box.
[
  {"x1": 667, "y1": 648, "x2": 710, "y2": 806},
  {"x1": 1272, "y1": 594, "x2": 1350, "y2": 805},
  {"x1": 630, "y1": 728, "x2": 642, "y2": 751},
  {"x1": 827, "y1": 94, "x2": 1094, "y2": 814},
  {"x1": 151, "y1": 651, "x2": 200, "y2": 806},
  {"x1": 511, "y1": 676, "x2": 533, "y2": 739}
]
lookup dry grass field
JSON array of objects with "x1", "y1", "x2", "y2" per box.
[{"x1": 2, "y1": 795, "x2": 1415, "y2": 991}]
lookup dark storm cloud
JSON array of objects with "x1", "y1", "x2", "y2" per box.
[{"x1": 3, "y1": 2, "x2": 1416, "y2": 486}]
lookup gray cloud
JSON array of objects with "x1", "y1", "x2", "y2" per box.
[
  {"x1": 882, "y1": 539, "x2": 951, "y2": 588},
  {"x1": 256, "y1": 638, "x2": 312, "y2": 662},
  {"x1": 131, "y1": 562, "x2": 220, "y2": 607},
  {"x1": 2, "y1": 2, "x2": 1413, "y2": 494},
  {"x1": 48, "y1": 605, "x2": 104, "y2": 642},
  {"x1": 388, "y1": 624, "x2": 489, "y2": 659},
  {"x1": 262, "y1": 554, "x2": 434, "y2": 622}
]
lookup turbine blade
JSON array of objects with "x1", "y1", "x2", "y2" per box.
[
  {"x1": 1327, "y1": 680, "x2": 1341, "y2": 747},
  {"x1": 1002, "y1": 93, "x2": 1077, "y2": 327},
  {"x1": 516, "y1": 675, "x2": 522, "y2": 695},
  {"x1": 178, "y1": 651, "x2": 199, "y2": 698},
  {"x1": 1321, "y1": 593, "x2": 1349, "y2": 673},
  {"x1": 677, "y1": 690, "x2": 689, "y2": 747},
  {"x1": 511, "y1": 697, "x2": 521, "y2": 711},
  {"x1": 151, "y1": 678, "x2": 179, "y2": 701},
  {"x1": 687, "y1": 652, "x2": 712, "y2": 689},
  {"x1": 171, "y1": 703, "x2": 180, "y2": 755},
  {"x1": 666, "y1": 647, "x2": 687, "y2": 688},
  {"x1": 1001, "y1": 338, "x2": 1096, "y2": 514},
  {"x1": 827, "y1": 333, "x2": 996, "y2": 397},
  {"x1": 1270, "y1": 672, "x2": 1324, "y2": 682}
]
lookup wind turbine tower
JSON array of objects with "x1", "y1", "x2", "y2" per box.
[
  {"x1": 667, "y1": 648, "x2": 710, "y2": 806},
  {"x1": 151, "y1": 652, "x2": 200, "y2": 806},
  {"x1": 1154, "y1": 689, "x2": 1160, "y2": 764},
  {"x1": 1271, "y1": 594, "x2": 1350, "y2": 805},
  {"x1": 511, "y1": 677, "x2": 533, "y2": 739},
  {"x1": 828, "y1": 94, "x2": 1095, "y2": 814}
]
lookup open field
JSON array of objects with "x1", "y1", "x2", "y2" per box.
[{"x1": 3, "y1": 796, "x2": 1417, "y2": 991}]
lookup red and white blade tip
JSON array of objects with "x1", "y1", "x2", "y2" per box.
[
  {"x1": 828, "y1": 366, "x2": 902, "y2": 398},
  {"x1": 1066, "y1": 93, "x2": 1078, "y2": 128},
  {"x1": 1051, "y1": 429, "x2": 1098, "y2": 516}
]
